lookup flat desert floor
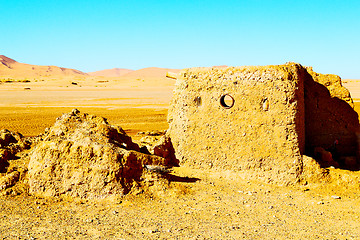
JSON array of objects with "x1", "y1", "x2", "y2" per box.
[{"x1": 0, "y1": 78, "x2": 360, "y2": 239}]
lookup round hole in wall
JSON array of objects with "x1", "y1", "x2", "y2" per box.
[{"x1": 220, "y1": 94, "x2": 235, "y2": 109}]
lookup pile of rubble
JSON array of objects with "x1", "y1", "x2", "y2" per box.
[{"x1": 0, "y1": 109, "x2": 178, "y2": 200}]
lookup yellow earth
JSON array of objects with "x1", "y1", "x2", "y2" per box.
[{"x1": 0, "y1": 75, "x2": 359, "y2": 239}]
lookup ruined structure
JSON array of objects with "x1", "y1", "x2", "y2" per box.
[
  {"x1": 167, "y1": 63, "x2": 359, "y2": 184},
  {"x1": 27, "y1": 109, "x2": 176, "y2": 199},
  {"x1": 303, "y1": 67, "x2": 359, "y2": 163}
]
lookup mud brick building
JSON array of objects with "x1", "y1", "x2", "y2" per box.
[{"x1": 167, "y1": 63, "x2": 359, "y2": 184}]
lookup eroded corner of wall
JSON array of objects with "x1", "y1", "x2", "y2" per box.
[{"x1": 304, "y1": 68, "x2": 360, "y2": 164}]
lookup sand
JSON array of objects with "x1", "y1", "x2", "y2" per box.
[
  {"x1": 343, "y1": 79, "x2": 360, "y2": 101},
  {"x1": 88, "y1": 68, "x2": 134, "y2": 77},
  {"x1": 0, "y1": 72, "x2": 175, "y2": 138},
  {"x1": 1, "y1": 168, "x2": 359, "y2": 239},
  {"x1": 0, "y1": 70, "x2": 360, "y2": 238}
]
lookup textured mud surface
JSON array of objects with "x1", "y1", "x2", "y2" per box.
[{"x1": 168, "y1": 64, "x2": 359, "y2": 187}]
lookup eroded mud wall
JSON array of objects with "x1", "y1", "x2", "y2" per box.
[
  {"x1": 168, "y1": 63, "x2": 305, "y2": 184},
  {"x1": 304, "y1": 68, "x2": 359, "y2": 161}
]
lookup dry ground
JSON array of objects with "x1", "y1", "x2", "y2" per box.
[
  {"x1": 1, "y1": 168, "x2": 360, "y2": 239},
  {"x1": 0, "y1": 106, "x2": 168, "y2": 141},
  {"x1": 0, "y1": 79, "x2": 360, "y2": 239}
]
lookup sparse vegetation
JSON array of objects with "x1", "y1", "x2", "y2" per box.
[{"x1": 0, "y1": 78, "x2": 31, "y2": 83}]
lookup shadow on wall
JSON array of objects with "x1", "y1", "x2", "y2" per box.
[
  {"x1": 304, "y1": 71, "x2": 360, "y2": 170},
  {"x1": 0, "y1": 158, "x2": 9, "y2": 173}
]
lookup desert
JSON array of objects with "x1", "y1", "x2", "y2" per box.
[{"x1": 1, "y1": 55, "x2": 360, "y2": 239}]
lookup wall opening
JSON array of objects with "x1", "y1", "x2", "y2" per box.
[{"x1": 220, "y1": 94, "x2": 234, "y2": 109}]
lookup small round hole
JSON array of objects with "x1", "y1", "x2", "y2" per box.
[{"x1": 220, "y1": 94, "x2": 234, "y2": 109}]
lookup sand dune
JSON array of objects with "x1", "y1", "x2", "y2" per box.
[
  {"x1": 0, "y1": 55, "x2": 87, "y2": 80},
  {"x1": 343, "y1": 79, "x2": 360, "y2": 101},
  {"x1": 0, "y1": 55, "x2": 180, "y2": 136},
  {"x1": 88, "y1": 68, "x2": 134, "y2": 77},
  {"x1": 113, "y1": 67, "x2": 181, "y2": 87},
  {"x1": 88, "y1": 67, "x2": 182, "y2": 79},
  {"x1": 120, "y1": 67, "x2": 180, "y2": 80},
  {"x1": 0, "y1": 55, "x2": 181, "y2": 88}
]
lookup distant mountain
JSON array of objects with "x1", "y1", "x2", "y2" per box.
[
  {"x1": 0, "y1": 55, "x2": 17, "y2": 67},
  {"x1": 88, "y1": 68, "x2": 134, "y2": 77},
  {"x1": 0, "y1": 55, "x2": 87, "y2": 79}
]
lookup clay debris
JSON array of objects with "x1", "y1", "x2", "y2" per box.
[
  {"x1": 27, "y1": 109, "x2": 175, "y2": 199},
  {"x1": 138, "y1": 132, "x2": 178, "y2": 167},
  {"x1": 0, "y1": 129, "x2": 30, "y2": 172}
]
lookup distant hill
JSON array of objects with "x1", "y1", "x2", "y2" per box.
[
  {"x1": 0, "y1": 55, "x2": 87, "y2": 79},
  {"x1": 121, "y1": 67, "x2": 181, "y2": 80},
  {"x1": 0, "y1": 55, "x2": 182, "y2": 85},
  {"x1": 86, "y1": 67, "x2": 181, "y2": 86},
  {"x1": 88, "y1": 68, "x2": 134, "y2": 77}
]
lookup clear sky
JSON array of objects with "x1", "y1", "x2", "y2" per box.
[{"x1": 1, "y1": 0, "x2": 359, "y2": 78}]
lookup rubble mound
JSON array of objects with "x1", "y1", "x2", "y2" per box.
[{"x1": 27, "y1": 109, "x2": 173, "y2": 199}]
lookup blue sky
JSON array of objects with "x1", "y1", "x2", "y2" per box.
[{"x1": 1, "y1": 0, "x2": 359, "y2": 78}]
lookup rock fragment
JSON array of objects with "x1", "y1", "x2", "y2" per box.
[
  {"x1": 0, "y1": 129, "x2": 30, "y2": 172},
  {"x1": 331, "y1": 195, "x2": 341, "y2": 199},
  {"x1": 153, "y1": 135, "x2": 179, "y2": 167},
  {"x1": 0, "y1": 171, "x2": 20, "y2": 191}
]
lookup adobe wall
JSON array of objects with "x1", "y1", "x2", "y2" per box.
[
  {"x1": 304, "y1": 68, "x2": 359, "y2": 161},
  {"x1": 167, "y1": 63, "x2": 306, "y2": 184}
]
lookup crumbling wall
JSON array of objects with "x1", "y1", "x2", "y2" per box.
[
  {"x1": 168, "y1": 63, "x2": 306, "y2": 184},
  {"x1": 168, "y1": 63, "x2": 360, "y2": 182},
  {"x1": 304, "y1": 68, "x2": 359, "y2": 165}
]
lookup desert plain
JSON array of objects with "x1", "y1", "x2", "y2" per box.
[{"x1": 1, "y1": 57, "x2": 360, "y2": 239}]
